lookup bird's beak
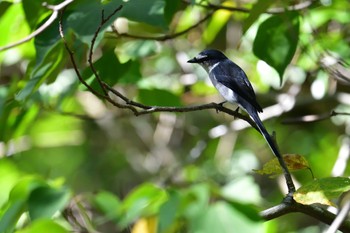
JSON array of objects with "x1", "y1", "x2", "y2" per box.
[{"x1": 187, "y1": 57, "x2": 198, "y2": 63}]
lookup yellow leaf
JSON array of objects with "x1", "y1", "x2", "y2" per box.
[
  {"x1": 132, "y1": 216, "x2": 158, "y2": 233},
  {"x1": 294, "y1": 177, "x2": 350, "y2": 206}
]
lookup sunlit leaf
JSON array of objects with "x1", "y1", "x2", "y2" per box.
[
  {"x1": 132, "y1": 216, "x2": 158, "y2": 233},
  {"x1": 203, "y1": 1, "x2": 232, "y2": 44},
  {"x1": 294, "y1": 177, "x2": 350, "y2": 206},
  {"x1": 253, "y1": 12, "x2": 299, "y2": 82},
  {"x1": 16, "y1": 219, "x2": 68, "y2": 233}
]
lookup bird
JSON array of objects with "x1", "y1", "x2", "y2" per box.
[{"x1": 188, "y1": 49, "x2": 295, "y2": 194}]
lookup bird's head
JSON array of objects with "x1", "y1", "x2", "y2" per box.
[{"x1": 187, "y1": 49, "x2": 228, "y2": 68}]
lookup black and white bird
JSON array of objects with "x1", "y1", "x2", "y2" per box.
[{"x1": 188, "y1": 49, "x2": 295, "y2": 194}]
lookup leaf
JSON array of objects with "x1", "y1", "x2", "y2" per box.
[
  {"x1": 253, "y1": 12, "x2": 300, "y2": 82},
  {"x1": 158, "y1": 190, "x2": 180, "y2": 232},
  {"x1": 28, "y1": 186, "x2": 71, "y2": 220},
  {"x1": 82, "y1": 50, "x2": 142, "y2": 91},
  {"x1": 0, "y1": 1, "x2": 12, "y2": 18},
  {"x1": 164, "y1": 0, "x2": 181, "y2": 24},
  {"x1": 0, "y1": 177, "x2": 46, "y2": 233},
  {"x1": 22, "y1": 0, "x2": 48, "y2": 30},
  {"x1": 15, "y1": 42, "x2": 65, "y2": 101},
  {"x1": 253, "y1": 154, "x2": 309, "y2": 177},
  {"x1": 132, "y1": 216, "x2": 158, "y2": 233},
  {"x1": 16, "y1": 219, "x2": 69, "y2": 233},
  {"x1": 119, "y1": 183, "x2": 168, "y2": 227},
  {"x1": 294, "y1": 177, "x2": 350, "y2": 206},
  {"x1": 137, "y1": 89, "x2": 182, "y2": 107},
  {"x1": 121, "y1": 0, "x2": 168, "y2": 30},
  {"x1": 243, "y1": 0, "x2": 274, "y2": 33},
  {"x1": 94, "y1": 191, "x2": 121, "y2": 220},
  {"x1": 203, "y1": 1, "x2": 232, "y2": 44},
  {"x1": 191, "y1": 201, "x2": 263, "y2": 233}
]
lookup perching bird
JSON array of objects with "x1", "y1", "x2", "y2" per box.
[{"x1": 188, "y1": 49, "x2": 295, "y2": 193}]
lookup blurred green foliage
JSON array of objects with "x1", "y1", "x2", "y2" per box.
[{"x1": 0, "y1": 0, "x2": 350, "y2": 232}]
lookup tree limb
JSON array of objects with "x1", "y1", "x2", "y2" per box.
[
  {"x1": 0, "y1": 0, "x2": 74, "y2": 52},
  {"x1": 261, "y1": 200, "x2": 350, "y2": 233}
]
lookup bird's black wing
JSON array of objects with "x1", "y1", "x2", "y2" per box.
[{"x1": 214, "y1": 60, "x2": 263, "y2": 112}]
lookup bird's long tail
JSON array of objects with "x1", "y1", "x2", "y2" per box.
[{"x1": 249, "y1": 111, "x2": 295, "y2": 194}]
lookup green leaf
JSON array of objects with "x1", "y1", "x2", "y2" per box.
[
  {"x1": 15, "y1": 42, "x2": 65, "y2": 101},
  {"x1": 22, "y1": 0, "x2": 49, "y2": 30},
  {"x1": 243, "y1": 0, "x2": 274, "y2": 33},
  {"x1": 28, "y1": 186, "x2": 71, "y2": 220},
  {"x1": 164, "y1": 0, "x2": 181, "y2": 24},
  {"x1": 0, "y1": 177, "x2": 46, "y2": 233},
  {"x1": 0, "y1": 200, "x2": 26, "y2": 233},
  {"x1": 158, "y1": 190, "x2": 180, "y2": 232},
  {"x1": 253, "y1": 12, "x2": 300, "y2": 81},
  {"x1": 191, "y1": 201, "x2": 263, "y2": 233},
  {"x1": 0, "y1": 1, "x2": 12, "y2": 18},
  {"x1": 294, "y1": 177, "x2": 350, "y2": 206},
  {"x1": 83, "y1": 50, "x2": 141, "y2": 91},
  {"x1": 203, "y1": 5, "x2": 232, "y2": 44},
  {"x1": 138, "y1": 89, "x2": 182, "y2": 107},
  {"x1": 121, "y1": 0, "x2": 168, "y2": 30},
  {"x1": 66, "y1": 0, "x2": 122, "y2": 45},
  {"x1": 94, "y1": 191, "x2": 121, "y2": 220},
  {"x1": 118, "y1": 40, "x2": 158, "y2": 60},
  {"x1": 119, "y1": 183, "x2": 168, "y2": 226},
  {"x1": 227, "y1": 201, "x2": 261, "y2": 222},
  {"x1": 16, "y1": 219, "x2": 69, "y2": 233}
]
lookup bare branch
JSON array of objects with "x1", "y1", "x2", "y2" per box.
[
  {"x1": 110, "y1": 13, "x2": 213, "y2": 41},
  {"x1": 261, "y1": 200, "x2": 350, "y2": 233},
  {"x1": 0, "y1": 0, "x2": 74, "y2": 52},
  {"x1": 182, "y1": 0, "x2": 318, "y2": 14},
  {"x1": 88, "y1": 6, "x2": 123, "y2": 96},
  {"x1": 282, "y1": 110, "x2": 350, "y2": 124}
]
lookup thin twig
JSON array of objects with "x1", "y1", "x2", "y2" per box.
[
  {"x1": 111, "y1": 13, "x2": 213, "y2": 41},
  {"x1": 282, "y1": 110, "x2": 350, "y2": 124},
  {"x1": 183, "y1": 0, "x2": 318, "y2": 14},
  {"x1": 88, "y1": 6, "x2": 123, "y2": 96},
  {"x1": 58, "y1": 9, "x2": 106, "y2": 99},
  {"x1": 0, "y1": 0, "x2": 74, "y2": 52}
]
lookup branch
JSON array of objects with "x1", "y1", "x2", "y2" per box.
[
  {"x1": 88, "y1": 6, "x2": 123, "y2": 96},
  {"x1": 110, "y1": 13, "x2": 213, "y2": 41},
  {"x1": 282, "y1": 110, "x2": 350, "y2": 124},
  {"x1": 58, "y1": 5, "x2": 260, "y2": 130},
  {"x1": 183, "y1": 0, "x2": 318, "y2": 14},
  {"x1": 261, "y1": 200, "x2": 350, "y2": 233},
  {"x1": 0, "y1": 0, "x2": 74, "y2": 52}
]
